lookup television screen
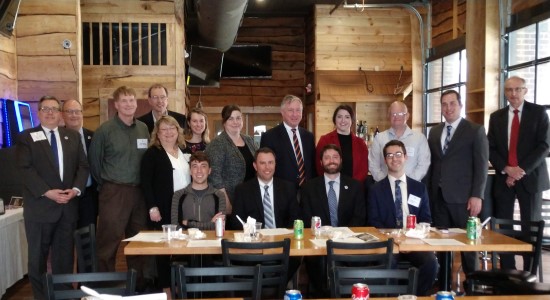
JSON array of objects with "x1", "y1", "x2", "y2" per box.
[
  {"x1": 222, "y1": 45, "x2": 272, "y2": 78},
  {"x1": 187, "y1": 45, "x2": 224, "y2": 88},
  {"x1": 1, "y1": 99, "x2": 34, "y2": 148}
]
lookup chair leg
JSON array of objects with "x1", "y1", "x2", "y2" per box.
[{"x1": 539, "y1": 256, "x2": 543, "y2": 283}]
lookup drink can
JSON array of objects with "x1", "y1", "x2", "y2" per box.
[
  {"x1": 351, "y1": 283, "x2": 369, "y2": 300},
  {"x1": 283, "y1": 289, "x2": 302, "y2": 300},
  {"x1": 215, "y1": 217, "x2": 224, "y2": 237},
  {"x1": 466, "y1": 216, "x2": 477, "y2": 240},
  {"x1": 435, "y1": 291, "x2": 455, "y2": 300},
  {"x1": 406, "y1": 214, "x2": 416, "y2": 229},
  {"x1": 311, "y1": 216, "x2": 321, "y2": 236},
  {"x1": 294, "y1": 219, "x2": 304, "y2": 239}
]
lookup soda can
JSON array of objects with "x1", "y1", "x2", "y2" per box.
[
  {"x1": 435, "y1": 291, "x2": 455, "y2": 300},
  {"x1": 283, "y1": 289, "x2": 302, "y2": 300},
  {"x1": 294, "y1": 219, "x2": 304, "y2": 240},
  {"x1": 351, "y1": 283, "x2": 369, "y2": 300},
  {"x1": 467, "y1": 216, "x2": 477, "y2": 240},
  {"x1": 311, "y1": 216, "x2": 322, "y2": 237},
  {"x1": 406, "y1": 214, "x2": 416, "y2": 229},
  {"x1": 215, "y1": 217, "x2": 224, "y2": 237}
]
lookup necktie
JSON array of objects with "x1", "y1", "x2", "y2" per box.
[
  {"x1": 442, "y1": 125, "x2": 452, "y2": 155},
  {"x1": 80, "y1": 133, "x2": 93, "y2": 187},
  {"x1": 508, "y1": 109, "x2": 520, "y2": 167},
  {"x1": 263, "y1": 185, "x2": 275, "y2": 229},
  {"x1": 50, "y1": 130, "x2": 59, "y2": 171},
  {"x1": 292, "y1": 128, "x2": 305, "y2": 186},
  {"x1": 395, "y1": 179, "x2": 403, "y2": 228},
  {"x1": 328, "y1": 181, "x2": 338, "y2": 227}
]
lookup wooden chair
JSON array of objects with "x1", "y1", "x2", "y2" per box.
[
  {"x1": 330, "y1": 266, "x2": 418, "y2": 297},
  {"x1": 539, "y1": 199, "x2": 550, "y2": 282},
  {"x1": 171, "y1": 263, "x2": 262, "y2": 300},
  {"x1": 42, "y1": 269, "x2": 137, "y2": 300},
  {"x1": 74, "y1": 224, "x2": 98, "y2": 273},
  {"x1": 221, "y1": 238, "x2": 290, "y2": 298},
  {"x1": 466, "y1": 218, "x2": 545, "y2": 294}
]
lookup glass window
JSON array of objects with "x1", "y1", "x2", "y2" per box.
[
  {"x1": 427, "y1": 59, "x2": 442, "y2": 90},
  {"x1": 443, "y1": 52, "x2": 460, "y2": 87},
  {"x1": 508, "y1": 24, "x2": 536, "y2": 66},
  {"x1": 536, "y1": 62, "x2": 550, "y2": 105},
  {"x1": 538, "y1": 19, "x2": 549, "y2": 59},
  {"x1": 426, "y1": 92, "x2": 442, "y2": 123}
]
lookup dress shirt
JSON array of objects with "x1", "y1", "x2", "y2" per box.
[
  {"x1": 388, "y1": 174, "x2": 409, "y2": 227},
  {"x1": 168, "y1": 150, "x2": 191, "y2": 191},
  {"x1": 283, "y1": 122, "x2": 303, "y2": 160},
  {"x1": 440, "y1": 118, "x2": 462, "y2": 151},
  {"x1": 507, "y1": 102, "x2": 524, "y2": 148},
  {"x1": 324, "y1": 174, "x2": 340, "y2": 204},
  {"x1": 258, "y1": 178, "x2": 276, "y2": 227},
  {"x1": 43, "y1": 126, "x2": 64, "y2": 180}
]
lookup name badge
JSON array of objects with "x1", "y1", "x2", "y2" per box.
[
  {"x1": 31, "y1": 131, "x2": 47, "y2": 142},
  {"x1": 137, "y1": 139, "x2": 148, "y2": 149},
  {"x1": 407, "y1": 194, "x2": 421, "y2": 208},
  {"x1": 406, "y1": 146, "x2": 415, "y2": 157}
]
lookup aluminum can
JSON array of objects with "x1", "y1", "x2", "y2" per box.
[
  {"x1": 283, "y1": 289, "x2": 302, "y2": 300},
  {"x1": 294, "y1": 219, "x2": 304, "y2": 239},
  {"x1": 406, "y1": 214, "x2": 416, "y2": 229},
  {"x1": 215, "y1": 217, "x2": 224, "y2": 237},
  {"x1": 435, "y1": 291, "x2": 455, "y2": 300},
  {"x1": 467, "y1": 216, "x2": 477, "y2": 240},
  {"x1": 351, "y1": 283, "x2": 369, "y2": 300},
  {"x1": 311, "y1": 216, "x2": 322, "y2": 236}
]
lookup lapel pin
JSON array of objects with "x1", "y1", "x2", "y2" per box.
[
  {"x1": 344, "y1": 185, "x2": 348, "y2": 190},
  {"x1": 88, "y1": 136, "x2": 92, "y2": 139},
  {"x1": 64, "y1": 136, "x2": 69, "y2": 140}
]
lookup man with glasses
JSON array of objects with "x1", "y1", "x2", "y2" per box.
[
  {"x1": 138, "y1": 83, "x2": 186, "y2": 133},
  {"x1": 369, "y1": 101, "x2": 430, "y2": 182},
  {"x1": 487, "y1": 76, "x2": 550, "y2": 270},
  {"x1": 62, "y1": 99, "x2": 98, "y2": 229},
  {"x1": 368, "y1": 140, "x2": 437, "y2": 296},
  {"x1": 16, "y1": 96, "x2": 89, "y2": 299}
]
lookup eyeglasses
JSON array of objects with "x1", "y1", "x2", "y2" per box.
[
  {"x1": 390, "y1": 112, "x2": 407, "y2": 118},
  {"x1": 504, "y1": 87, "x2": 526, "y2": 93},
  {"x1": 40, "y1": 106, "x2": 60, "y2": 113},
  {"x1": 151, "y1": 95, "x2": 168, "y2": 101},
  {"x1": 385, "y1": 152, "x2": 404, "y2": 159},
  {"x1": 63, "y1": 109, "x2": 82, "y2": 115}
]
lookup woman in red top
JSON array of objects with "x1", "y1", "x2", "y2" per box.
[{"x1": 315, "y1": 105, "x2": 369, "y2": 182}]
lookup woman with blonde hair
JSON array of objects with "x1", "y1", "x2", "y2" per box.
[{"x1": 184, "y1": 107, "x2": 210, "y2": 153}]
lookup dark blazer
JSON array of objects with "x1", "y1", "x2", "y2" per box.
[
  {"x1": 231, "y1": 177, "x2": 300, "y2": 229},
  {"x1": 367, "y1": 176, "x2": 431, "y2": 228},
  {"x1": 300, "y1": 174, "x2": 365, "y2": 227},
  {"x1": 260, "y1": 123, "x2": 316, "y2": 187},
  {"x1": 427, "y1": 118, "x2": 489, "y2": 205},
  {"x1": 488, "y1": 101, "x2": 550, "y2": 194},
  {"x1": 137, "y1": 110, "x2": 187, "y2": 133},
  {"x1": 16, "y1": 126, "x2": 89, "y2": 223}
]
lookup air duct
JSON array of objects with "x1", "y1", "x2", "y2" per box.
[{"x1": 195, "y1": 0, "x2": 248, "y2": 52}]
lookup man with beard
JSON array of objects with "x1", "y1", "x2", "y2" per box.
[{"x1": 300, "y1": 143, "x2": 365, "y2": 296}]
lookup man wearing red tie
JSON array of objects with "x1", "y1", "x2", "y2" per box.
[{"x1": 488, "y1": 76, "x2": 550, "y2": 269}]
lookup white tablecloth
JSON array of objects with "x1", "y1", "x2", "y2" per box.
[{"x1": 0, "y1": 208, "x2": 28, "y2": 297}]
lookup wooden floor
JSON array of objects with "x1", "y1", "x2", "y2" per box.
[{"x1": 3, "y1": 245, "x2": 550, "y2": 300}]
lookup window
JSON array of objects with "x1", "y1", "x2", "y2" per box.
[{"x1": 424, "y1": 49, "x2": 467, "y2": 133}]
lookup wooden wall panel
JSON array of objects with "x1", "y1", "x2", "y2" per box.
[
  {"x1": 0, "y1": 35, "x2": 17, "y2": 100},
  {"x1": 431, "y1": 0, "x2": 466, "y2": 48}
]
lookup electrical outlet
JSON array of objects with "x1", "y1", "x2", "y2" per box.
[{"x1": 62, "y1": 39, "x2": 72, "y2": 49}]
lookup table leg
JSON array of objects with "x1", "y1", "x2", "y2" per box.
[{"x1": 438, "y1": 251, "x2": 453, "y2": 291}]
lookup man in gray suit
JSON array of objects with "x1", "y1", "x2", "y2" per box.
[
  {"x1": 16, "y1": 96, "x2": 89, "y2": 299},
  {"x1": 427, "y1": 90, "x2": 489, "y2": 287}
]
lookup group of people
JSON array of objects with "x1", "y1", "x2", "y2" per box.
[{"x1": 15, "y1": 75, "x2": 549, "y2": 299}]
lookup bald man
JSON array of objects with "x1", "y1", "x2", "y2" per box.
[{"x1": 62, "y1": 99, "x2": 97, "y2": 229}]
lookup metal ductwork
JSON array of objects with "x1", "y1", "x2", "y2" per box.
[{"x1": 195, "y1": 0, "x2": 248, "y2": 52}]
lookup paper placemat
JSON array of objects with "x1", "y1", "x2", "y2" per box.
[
  {"x1": 122, "y1": 232, "x2": 164, "y2": 243},
  {"x1": 259, "y1": 228, "x2": 293, "y2": 236},
  {"x1": 186, "y1": 239, "x2": 222, "y2": 248}
]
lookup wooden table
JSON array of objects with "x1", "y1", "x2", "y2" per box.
[{"x1": 188, "y1": 296, "x2": 550, "y2": 300}]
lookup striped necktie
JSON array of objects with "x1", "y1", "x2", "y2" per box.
[
  {"x1": 442, "y1": 125, "x2": 452, "y2": 155},
  {"x1": 263, "y1": 185, "x2": 275, "y2": 229},
  {"x1": 328, "y1": 181, "x2": 338, "y2": 226},
  {"x1": 292, "y1": 128, "x2": 305, "y2": 186},
  {"x1": 395, "y1": 179, "x2": 403, "y2": 228}
]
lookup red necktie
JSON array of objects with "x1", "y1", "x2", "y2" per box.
[{"x1": 508, "y1": 109, "x2": 519, "y2": 167}]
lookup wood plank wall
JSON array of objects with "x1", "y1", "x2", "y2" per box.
[
  {"x1": 0, "y1": 33, "x2": 17, "y2": 100},
  {"x1": 431, "y1": 0, "x2": 466, "y2": 48}
]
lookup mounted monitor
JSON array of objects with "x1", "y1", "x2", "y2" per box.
[
  {"x1": 1, "y1": 99, "x2": 34, "y2": 148},
  {"x1": 187, "y1": 45, "x2": 224, "y2": 88},
  {"x1": 221, "y1": 45, "x2": 272, "y2": 79},
  {"x1": 0, "y1": 0, "x2": 21, "y2": 38}
]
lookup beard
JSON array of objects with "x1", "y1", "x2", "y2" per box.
[{"x1": 323, "y1": 163, "x2": 341, "y2": 174}]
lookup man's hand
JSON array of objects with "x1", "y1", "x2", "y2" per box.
[
  {"x1": 506, "y1": 176, "x2": 516, "y2": 188},
  {"x1": 149, "y1": 207, "x2": 161, "y2": 222},
  {"x1": 44, "y1": 189, "x2": 75, "y2": 204},
  {"x1": 211, "y1": 212, "x2": 224, "y2": 223},
  {"x1": 504, "y1": 166, "x2": 525, "y2": 181},
  {"x1": 467, "y1": 197, "x2": 482, "y2": 216}
]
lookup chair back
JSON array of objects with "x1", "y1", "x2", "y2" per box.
[
  {"x1": 542, "y1": 200, "x2": 550, "y2": 247},
  {"x1": 74, "y1": 224, "x2": 98, "y2": 273},
  {"x1": 43, "y1": 269, "x2": 137, "y2": 300},
  {"x1": 221, "y1": 238, "x2": 290, "y2": 298},
  {"x1": 172, "y1": 263, "x2": 262, "y2": 300},
  {"x1": 331, "y1": 266, "x2": 418, "y2": 297},
  {"x1": 326, "y1": 238, "x2": 394, "y2": 269}
]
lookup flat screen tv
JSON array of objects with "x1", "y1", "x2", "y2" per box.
[
  {"x1": 187, "y1": 45, "x2": 224, "y2": 88},
  {"x1": 1, "y1": 99, "x2": 34, "y2": 147},
  {"x1": 222, "y1": 45, "x2": 272, "y2": 78}
]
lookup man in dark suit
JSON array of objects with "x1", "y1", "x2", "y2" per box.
[
  {"x1": 16, "y1": 96, "x2": 89, "y2": 299},
  {"x1": 137, "y1": 83, "x2": 186, "y2": 133},
  {"x1": 487, "y1": 76, "x2": 550, "y2": 270},
  {"x1": 427, "y1": 90, "x2": 489, "y2": 286},
  {"x1": 260, "y1": 95, "x2": 316, "y2": 188},
  {"x1": 368, "y1": 140, "x2": 438, "y2": 295},
  {"x1": 232, "y1": 147, "x2": 300, "y2": 229},
  {"x1": 62, "y1": 99, "x2": 98, "y2": 229},
  {"x1": 301, "y1": 144, "x2": 365, "y2": 295}
]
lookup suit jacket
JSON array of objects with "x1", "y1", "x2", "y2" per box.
[
  {"x1": 16, "y1": 126, "x2": 89, "y2": 223},
  {"x1": 137, "y1": 110, "x2": 187, "y2": 133},
  {"x1": 260, "y1": 123, "x2": 316, "y2": 187},
  {"x1": 367, "y1": 176, "x2": 431, "y2": 228},
  {"x1": 231, "y1": 177, "x2": 300, "y2": 229},
  {"x1": 488, "y1": 101, "x2": 550, "y2": 194},
  {"x1": 300, "y1": 174, "x2": 365, "y2": 227},
  {"x1": 427, "y1": 118, "x2": 488, "y2": 205}
]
